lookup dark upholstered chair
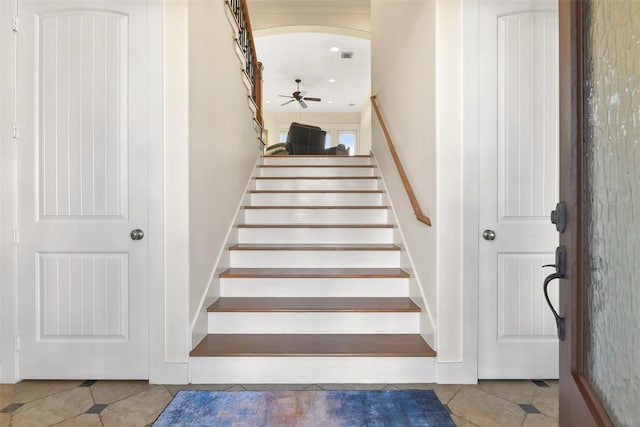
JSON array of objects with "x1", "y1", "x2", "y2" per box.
[{"x1": 286, "y1": 122, "x2": 327, "y2": 155}]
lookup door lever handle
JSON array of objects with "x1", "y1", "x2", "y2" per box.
[
  {"x1": 542, "y1": 246, "x2": 566, "y2": 340},
  {"x1": 543, "y1": 271, "x2": 565, "y2": 340}
]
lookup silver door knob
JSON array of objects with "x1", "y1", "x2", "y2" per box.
[
  {"x1": 130, "y1": 229, "x2": 145, "y2": 241},
  {"x1": 482, "y1": 229, "x2": 496, "y2": 241}
]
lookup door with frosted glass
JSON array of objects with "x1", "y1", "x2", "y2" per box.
[{"x1": 558, "y1": 0, "x2": 638, "y2": 424}]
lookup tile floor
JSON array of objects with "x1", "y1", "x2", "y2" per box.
[{"x1": 0, "y1": 379, "x2": 558, "y2": 426}]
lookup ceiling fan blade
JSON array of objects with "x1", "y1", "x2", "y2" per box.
[
  {"x1": 278, "y1": 95, "x2": 294, "y2": 98},
  {"x1": 299, "y1": 100, "x2": 308, "y2": 109},
  {"x1": 303, "y1": 97, "x2": 321, "y2": 102},
  {"x1": 281, "y1": 99, "x2": 296, "y2": 106}
]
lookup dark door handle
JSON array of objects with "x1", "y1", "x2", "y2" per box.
[
  {"x1": 542, "y1": 271, "x2": 565, "y2": 340},
  {"x1": 542, "y1": 246, "x2": 566, "y2": 340}
]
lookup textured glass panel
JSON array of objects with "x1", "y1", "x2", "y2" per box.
[{"x1": 583, "y1": 1, "x2": 640, "y2": 425}]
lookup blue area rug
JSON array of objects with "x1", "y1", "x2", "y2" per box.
[{"x1": 153, "y1": 389, "x2": 455, "y2": 426}]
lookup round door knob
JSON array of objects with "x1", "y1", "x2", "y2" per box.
[
  {"x1": 482, "y1": 229, "x2": 496, "y2": 241},
  {"x1": 130, "y1": 229, "x2": 145, "y2": 241}
]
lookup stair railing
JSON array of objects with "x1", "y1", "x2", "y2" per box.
[
  {"x1": 370, "y1": 95, "x2": 432, "y2": 227},
  {"x1": 226, "y1": 0, "x2": 263, "y2": 126}
]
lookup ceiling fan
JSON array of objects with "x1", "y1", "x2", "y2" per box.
[{"x1": 279, "y1": 79, "x2": 321, "y2": 109}]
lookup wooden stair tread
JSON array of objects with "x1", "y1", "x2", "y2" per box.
[
  {"x1": 237, "y1": 224, "x2": 394, "y2": 229},
  {"x1": 220, "y1": 268, "x2": 410, "y2": 278},
  {"x1": 249, "y1": 190, "x2": 384, "y2": 194},
  {"x1": 190, "y1": 334, "x2": 436, "y2": 357},
  {"x1": 207, "y1": 297, "x2": 420, "y2": 312},
  {"x1": 244, "y1": 205, "x2": 388, "y2": 209},
  {"x1": 255, "y1": 176, "x2": 379, "y2": 180},
  {"x1": 258, "y1": 165, "x2": 376, "y2": 168},
  {"x1": 264, "y1": 155, "x2": 371, "y2": 158},
  {"x1": 229, "y1": 244, "x2": 400, "y2": 251}
]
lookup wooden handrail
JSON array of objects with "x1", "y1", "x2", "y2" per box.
[
  {"x1": 370, "y1": 96, "x2": 432, "y2": 227},
  {"x1": 226, "y1": 0, "x2": 263, "y2": 126},
  {"x1": 239, "y1": 0, "x2": 262, "y2": 125}
]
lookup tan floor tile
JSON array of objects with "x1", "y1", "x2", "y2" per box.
[
  {"x1": 0, "y1": 413, "x2": 12, "y2": 426},
  {"x1": 226, "y1": 385, "x2": 246, "y2": 391},
  {"x1": 0, "y1": 384, "x2": 15, "y2": 409},
  {"x1": 164, "y1": 384, "x2": 233, "y2": 396},
  {"x1": 391, "y1": 383, "x2": 436, "y2": 390},
  {"x1": 100, "y1": 386, "x2": 172, "y2": 427},
  {"x1": 522, "y1": 413, "x2": 558, "y2": 427},
  {"x1": 53, "y1": 413, "x2": 102, "y2": 427},
  {"x1": 13, "y1": 380, "x2": 83, "y2": 403},
  {"x1": 532, "y1": 389, "x2": 559, "y2": 419},
  {"x1": 450, "y1": 414, "x2": 482, "y2": 427},
  {"x1": 477, "y1": 380, "x2": 538, "y2": 404},
  {"x1": 432, "y1": 384, "x2": 462, "y2": 404},
  {"x1": 318, "y1": 383, "x2": 388, "y2": 390},
  {"x1": 11, "y1": 387, "x2": 94, "y2": 427},
  {"x1": 91, "y1": 380, "x2": 154, "y2": 404},
  {"x1": 241, "y1": 384, "x2": 313, "y2": 391},
  {"x1": 448, "y1": 387, "x2": 525, "y2": 427},
  {"x1": 304, "y1": 385, "x2": 324, "y2": 391}
]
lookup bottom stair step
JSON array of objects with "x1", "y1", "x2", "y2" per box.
[{"x1": 190, "y1": 334, "x2": 435, "y2": 357}]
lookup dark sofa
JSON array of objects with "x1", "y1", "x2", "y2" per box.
[{"x1": 286, "y1": 122, "x2": 327, "y2": 155}]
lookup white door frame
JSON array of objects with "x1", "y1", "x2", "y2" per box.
[
  {"x1": 0, "y1": 0, "x2": 167, "y2": 383},
  {"x1": 0, "y1": 0, "x2": 18, "y2": 383},
  {"x1": 461, "y1": 0, "x2": 481, "y2": 382}
]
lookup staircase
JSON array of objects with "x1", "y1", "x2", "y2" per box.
[{"x1": 190, "y1": 154, "x2": 436, "y2": 383}]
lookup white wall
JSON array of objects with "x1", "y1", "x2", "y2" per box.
[
  {"x1": 371, "y1": 0, "x2": 437, "y2": 327},
  {"x1": 187, "y1": 0, "x2": 260, "y2": 321},
  {"x1": 359, "y1": 101, "x2": 372, "y2": 154},
  {"x1": 248, "y1": 0, "x2": 370, "y2": 35},
  {"x1": 371, "y1": 0, "x2": 472, "y2": 383},
  {"x1": 160, "y1": 0, "x2": 260, "y2": 382}
]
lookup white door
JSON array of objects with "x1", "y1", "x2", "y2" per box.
[
  {"x1": 16, "y1": 0, "x2": 149, "y2": 378},
  {"x1": 478, "y1": 1, "x2": 560, "y2": 379}
]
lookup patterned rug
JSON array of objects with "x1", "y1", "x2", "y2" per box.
[{"x1": 153, "y1": 389, "x2": 455, "y2": 426}]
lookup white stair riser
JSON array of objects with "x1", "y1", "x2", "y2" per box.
[
  {"x1": 190, "y1": 357, "x2": 436, "y2": 383},
  {"x1": 250, "y1": 193, "x2": 383, "y2": 206},
  {"x1": 244, "y1": 209, "x2": 388, "y2": 224},
  {"x1": 207, "y1": 312, "x2": 419, "y2": 334},
  {"x1": 256, "y1": 179, "x2": 379, "y2": 191},
  {"x1": 263, "y1": 157, "x2": 372, "y2": 166},
  {"x1": 220, "y1": 278, "x2": 409, "y2": 298},
  {"x1": 238, "y1": 227, "x2": 394, "y2": 244},
  {"x1": 259, "y1": 167, "x2": 375, "y2": 177},
  {"x1": 230, "y1": 250, "x2": 400, "y2": 268}
]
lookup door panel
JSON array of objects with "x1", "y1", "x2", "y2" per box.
[
  {"x1": 17, "y1": 0, "x2": 148, "y2": 379},
  {"x1": 558, "y1": 0, "x2": 637, "y2": 424},
  {"x1": 478, "y1": 1, "x2": 560, "y2": 379},
  {"x1": 38, "y1": 11, "x2": 128, "y2": 219}
]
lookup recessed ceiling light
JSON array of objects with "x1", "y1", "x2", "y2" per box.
[
  {"x1": 330, "y1": 46, "x2": 339, "y2": 52},
  {"x1": 328, "y1": 79, "x2": 336, "y2": 83},
  {"x1": 328, "y1": 101, "x2": 333, "y2": 104},
  {"x1": 265, "y1": 100, "x2": 271, "y2": 103}
]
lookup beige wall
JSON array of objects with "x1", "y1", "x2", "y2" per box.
[
  {"x1": 163, "y1": 0, "x2": 261, "y2": 374},
  {"x1": 247, "y1": 0, "x2": 370, "y2": 34},
  {"x1": 188, "y1": 0, "x2": 260, "y2": 320},
  {"x1": 371, "y1": 0, "x2": 467, "y2": 380}
]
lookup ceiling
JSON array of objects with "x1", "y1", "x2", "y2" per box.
[{"x1": 254, "y1": 33, "x2": 371, "y2": 113}]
